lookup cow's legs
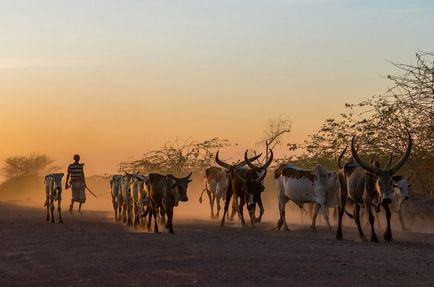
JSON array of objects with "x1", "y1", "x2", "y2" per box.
[
  {"x1": 238, "y1": 199, "x2": 246, "y2": 227},
  {"x1": 278, "y1": 199, "x2": 290, "y2": 231},
  {"x1": 383, "y1": 202, "x2": 392, "y2": 242},
  {"x1": 50, "y1": 199, "x2": 55, "y2": 223},
  {"x1": 311, "y1": 203, "x2": 321, "y2": 231},
  {"x1": 153, "y1": 207, "x2": 160, "y2": 234},
  {"x1": 398, "y1": 210, "x2": 407, "y2": 231},
  {"x1": 255, "y1": 197, "x2": 264, "y2": 223},
  {"x1": 319, "y1": 204, "x2": 332, "y2": 231},
  {"x1": 216, "y1": 196, "x2": 222, "y2": 217},
  {"x1": 207, "y1": 190, "x2": 215, "y2": 218},
  {"x1": 45, "y1": 197, "x2": 50, "y2": 221},
  {"x1": 112, "y1": 196, "x2": 118, "y2": 222},
  {"x1": 229, "y1": 195, "x2": 239, "y2": 221},
  {"x1": 166, "y1": 206, "x2": 174, "y2": 234},
  {"x1": 58, "y1": 198, "x2": 63, "y2": 224},
  {"x1": 366, "y1": 206, "x2": 378, "y2": 242},
  {"x1": 336, "y1": 202, "x2": 346, "y2": 240},
  {"x1": 354, "y1": 204, "x2": 367, "y2": 241},
  {"x1": 220, "y1": 183, "x2": 233, "y2": 227}
]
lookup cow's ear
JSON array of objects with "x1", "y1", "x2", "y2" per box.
[{"x1": 188, "y1": 179, "x2": 192, "y2": 183}]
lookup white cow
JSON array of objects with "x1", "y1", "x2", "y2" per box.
[
  {"x1": 110, "y1": 174, "x2": 123, "y2": 222},
  {"x1": 275, "y1": 164, "x2": 338, "y2": 231},
  {"x1": 44, "y1": 173, "x2": 65, "y2": 223},
  {"x1": 391, "y1": 175, "x2": 412, "y2": 231},
  {"x1": 120, "y1": 173, "x2": 134, "y2": 226},
  {"x1": 200, "y1": 167, "x2": 232, "y2": 219},
  {"x1": 131, "y1": 173, "x2": 149, "y2": 228}
]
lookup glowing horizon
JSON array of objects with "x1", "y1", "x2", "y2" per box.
[{"x1": 1, "y1": 0, "x2": 433, "y2": 177}]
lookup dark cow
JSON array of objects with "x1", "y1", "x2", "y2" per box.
[
  {"x1": 216, "y1": 150, "x2": 273, "y2": 228},
  {"x1": 146, "y1": 172, "x2": 192, "y2": 234},
  {"x1": 336, "y1": 129, "x2": 412, "y2": 242}
]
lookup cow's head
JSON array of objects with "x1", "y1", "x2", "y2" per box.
[
  {"x1": 235, "y1": 168, "x2": 267, "y2": 216},
  {"x1": 50, "y1": 173, "x2": 64, "y2": 191},
  {"x1": 243, "y1": 149, "x2": 273, "y2": 192},
  {"x1": 351, "y1": 129, "x2": 412, "y2": 204},
  {"x1": 392, "y1": 172, "x2": 412, "y2": 203},
  {"x1": 171, "y1": 172, "x2": 192, "y2": 202}
]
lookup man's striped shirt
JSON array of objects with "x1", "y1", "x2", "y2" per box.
[{"x1": 68, "y1": 163, "x2": 84, "y2": 183}]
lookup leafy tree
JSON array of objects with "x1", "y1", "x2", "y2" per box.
[
  {"x1": 2, "y1": 153, "x2": 55, "y2": 179},
  {"x1": 301, "y1": 52, "x2": 434, "y2": 193}
]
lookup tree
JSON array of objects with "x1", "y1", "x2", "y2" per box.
[
  {"x1": 119, "y1": 137, "x2": 231, "y2": 175},
  {"x1": 302, "y1": 52, "x2": 434, "y2": 193},
  {"x1": 2, "y1": 153, "x2": 55, "y2": 179},
  {"x1": 257, "y1": 115, "x2": 293, "y2": 161}
]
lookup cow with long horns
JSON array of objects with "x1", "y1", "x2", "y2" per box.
[
  {"x1": 216, "y1": 150, "x2": 273, "y2": 228},
  {"x1": 336, "y1": 129, "x2": 412, "y2": 242}
]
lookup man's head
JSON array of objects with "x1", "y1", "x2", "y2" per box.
[{"x1": 73, "y1": 154, "x2": 80, "y2": 163}]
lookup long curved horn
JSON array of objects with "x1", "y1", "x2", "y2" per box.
[
  {"x1": 384, "y1": 153, "x2": 393, "y2": 169},
  {"x1": 237, "y1": 153, "x2": 262, "y2": 167},
  {"x1": 351, "y1": 136, "x2": 383, "y2": 174},
  {"x1": 259, "y1": 149, "x2": 274, "y2": 170},
  {"x1": 215, "y1": 151, "x2": 233, "y2": 170},
  {"x1": 255, "y1": 170, "x2": 267, "y2": 183},
  {"x1": 185, "y1": 172, "x2": 193, "y2": 180},
  {"x1": 244, "y1": 150, "x2": 258, "y2": 169},
  {"x1": 389, "y1": 129, "x2": 413, "y2": 174},
  {"x1": 337, "y1": 145, "x2": 347, "y2": 169}
]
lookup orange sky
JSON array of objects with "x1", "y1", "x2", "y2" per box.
[{"x1": 1, "y1": 1, "x2": 433, "y2": 177}]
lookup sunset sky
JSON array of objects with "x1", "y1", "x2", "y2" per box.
[{"x1": 1, "y1": 0, "x2": 433, "y2": 177}]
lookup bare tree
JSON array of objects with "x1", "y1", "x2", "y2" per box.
[
  {"x1": 119, "y1": 137, "x2": 230, "y2": 175},
  {"x1": 258, "y1": 115, "x2": 292, "y2": 161}
]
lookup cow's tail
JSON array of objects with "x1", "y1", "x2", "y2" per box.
[{"x1": 199, "y1": 188, "x2": 206, "y2": 204}]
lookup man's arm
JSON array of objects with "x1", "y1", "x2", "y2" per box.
[{"x1": 65, "y1": 171, "x2": 70, "y2": 189}]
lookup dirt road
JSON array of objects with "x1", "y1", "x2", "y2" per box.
[{"x1": 1, "y1": 203, "x2": 433, "y2": 287}]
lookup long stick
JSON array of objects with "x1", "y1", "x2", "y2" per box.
[{"x1": 85, "y1": 187, "x2": 98, "y2": 198}]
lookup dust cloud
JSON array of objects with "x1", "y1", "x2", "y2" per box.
[{"x1": 1, "y1": 172, "x2": 433, "y2": 234}]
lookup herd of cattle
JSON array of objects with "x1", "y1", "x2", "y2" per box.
[{"x1": 43, "y1": 129, "x2": 415, "y2": 242}]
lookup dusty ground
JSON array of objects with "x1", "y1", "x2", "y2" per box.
[{"x1": 1, "y1": 200, "x2": 434, "y2": 287}]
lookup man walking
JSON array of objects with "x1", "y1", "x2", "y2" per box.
[{"x1": 65, "y1": 154, "x2": 87, "y2": 213}]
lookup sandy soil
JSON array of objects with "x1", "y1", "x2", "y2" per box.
[{"x1": 1, "y1": 200, "x2": 434, "y2": 287}]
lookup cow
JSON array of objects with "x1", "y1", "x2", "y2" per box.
[
  {"x1": 131, "y1": 173, "x2": 149, "y2": 228},
  {"x1": 199, "y1": 167, "x2": 237, "y2": 219},
  {"x1": 146, "y1": 172, "x2": 192, "y2": 234},
  {"x1": 120, "y1": 172, "x2": 134, "y2": 226},
  {"x1": 335, "y1": 129, "x2": 412, "y2": 242},
  {"x1": 44, "y1": 173, "x2": 65, "y2": 223},
  {"x1": 391, "y1": 173, "x2": 412, "y2": 231},
  {"x1": 110, "y1": 174, "x2": 123, "y2": 222},
  {"x1": 216, "y1": 150, "x2": 272, "y2": 228},
  {"x1": 274, "y1": 163, "x2": 338, "y2": 232}
]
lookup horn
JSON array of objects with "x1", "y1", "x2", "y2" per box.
[
  {"x1": 185, "y1": 172, "x2": 193, "y2": 180},
  {"x1": 389, "y1": 129, "x2": 413, "y2": 174},
  {"x1": 237, "y1": 153, "x2": 262, "y2": 167},
  {"x1": 407, "y1": 170, "x2": 414, "y2": 181},
  {"x1": 259, "y1": 149, "x2": 273, "y2": 170},
  {"x1": 255, "y1": 170, "x2": 267, "y2": 183},
  {"x1": 351, "y1": 136, "x2": 383, "y2": 175},
  {"x1": 244, "y1": 150, "x2": 259, "y2": 169},
  {"x1": 215, "y1": 151, "x2": 233, "y2": 170},
  {"x1": 384, "y1": 153, "x2": 393, "y2": 169},
  {"x1": 337, "y1": 145, "x2": 347, "y2": 169}
]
